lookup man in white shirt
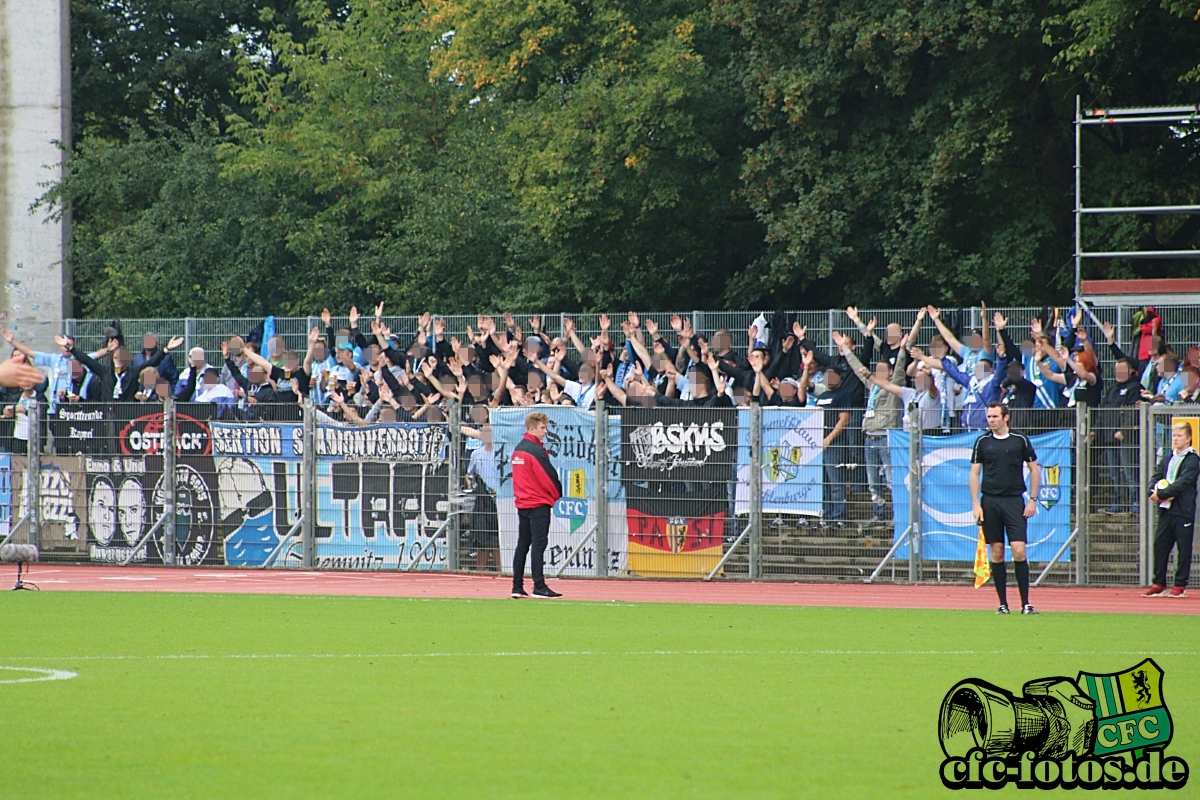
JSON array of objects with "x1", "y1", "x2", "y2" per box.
[{"x1": 534, "y1": 361, "x2": 597, "y2": 410}]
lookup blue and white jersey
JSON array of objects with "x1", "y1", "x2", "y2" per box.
[
  {"x1": 1159, "y1": 372, "x2": 1184, "y2": 404},
  {"x1": 1024, "y1": 355, "x2": 1062, "y2": 409},
  {"x1": 32, "y1": 351, "x2": 73, "y2": 413}
]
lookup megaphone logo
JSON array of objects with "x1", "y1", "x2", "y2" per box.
[{"x1": 937, "y1": 660, "x2": 1189, "y2": 790}]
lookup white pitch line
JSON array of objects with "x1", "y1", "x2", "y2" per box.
[
  {"x1": 0, "y1": 648, "x2": 1196, "y2": 663},
  {"x1": 0, "y1": 666, "x2": 78, "y2": 684}
]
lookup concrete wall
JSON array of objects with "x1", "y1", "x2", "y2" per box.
[{"x1": 0, "y1": 0, "x2": 70, "y2": 351}]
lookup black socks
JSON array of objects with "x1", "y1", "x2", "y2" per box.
[
  {"x1": 1014, "y1": 560, "x2": 1030, "y2": 607},
  {"x1": 992, "y1": 561, "x2": 1008, "y2": 607},
  {"x1": 992, "y1": 560, "x2": 1029, "y2": 608}
]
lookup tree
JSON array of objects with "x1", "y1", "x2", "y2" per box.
[
  {"x1": 40, "y1": 129, "x2": 294, "y2": 317},
  {"x1": 55, "y1": 0, "x2": 1200, "y2": 317},
  {"x1": 71, "y1": 0, "x2": 321, "y2": 142},
  {"x1": 426, "y1": 0, "x2": 766, "y2": 309},
  {"x1": 718, "y1": 0, "x2": 1200, "y2": 308}
]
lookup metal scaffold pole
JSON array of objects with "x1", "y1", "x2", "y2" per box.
[
  {"x1": 594, "y1": 398, "x2": 609, "y2": 577},
  {"x1": 908, "y1": 405, "x2": 922, "y2": 582},
  {"x1": 448, "y1": 400, "x2": 462, "y2": 571},
  {"x1": 162, "y1": 397, "x2": 177, "y2": 565},
  {"x1": 27, "y1": 399, "x2": 39, "y2": 547},
  {"x1": 302, "y1": 397, "x2": 316, "y2": 569},
  {"x1": 1075, "y1": 403, "x2": 1089, "y2": 585},
  {"x1": 1139, "y1": 404, "x2": 1152, "y2": 587},
  {"x1": 749, "y1": 402, "x2": 763, "y2": 580}
]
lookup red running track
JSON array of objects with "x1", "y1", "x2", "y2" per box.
[{"x1": 5, "y1": 564, "x2": 1196, "y2": 615}]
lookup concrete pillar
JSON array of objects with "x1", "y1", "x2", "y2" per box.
[{"x1": 1, "y1": 0, "x2": 70, "y2": 350}]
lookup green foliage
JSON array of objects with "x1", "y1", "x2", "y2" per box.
[
  {"x1": 40, "y1": 129, "x2": 294, "y2": 317},
  {"x1": 220, "y1": 0, "x2": 557, "y2": 313},
  {"x1": 55, "y1": 0, "x2": 1200, "y2": 317},
  {"x1": 431, "y1": 1, "x2": 766, "y2": 310},
  {"x1": 720, "y1": 0, "x2": 1200, "y2": 308},
  {"x1": 70, "y1": 0, "x2": 320, "y2": 141}
]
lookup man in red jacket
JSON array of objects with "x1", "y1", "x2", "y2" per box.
[{"x1": 511, "y1": 411, "x2": 564, "y2": 598}]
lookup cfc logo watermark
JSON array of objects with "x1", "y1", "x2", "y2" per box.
[{"x1": 938, "y1": 659, "x2": 1188, "y2": 790}]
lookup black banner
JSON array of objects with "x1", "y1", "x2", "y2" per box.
[
  {"x1": 618, "y1": 406, "x2": 738, "y2": 519},
  {"x1": 83, "y1": 453, "x2": 219, "y2": 566}
]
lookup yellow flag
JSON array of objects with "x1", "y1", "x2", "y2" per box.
[{"x1": 973, "y1": 527, "x2": 991, "y2": 589}]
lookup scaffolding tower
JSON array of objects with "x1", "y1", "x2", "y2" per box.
[{"x1": 1074, "y1": 97, "x2": 1200, "y2": 299}]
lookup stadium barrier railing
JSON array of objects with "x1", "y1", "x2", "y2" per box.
[
  {"x1": 61, "y1": 302, "x2": 1198, "y2": 380},
  {"x1": 7, "y1": 394, "x2": 1200, "y2": 589}
]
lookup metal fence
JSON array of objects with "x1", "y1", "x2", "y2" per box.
[
  {"x1": 60, "y1": 302, "x2": 1200, "y2": 375},
  {"x1": 6, "y1": 395, "x2": 1200, "y2": 589}
]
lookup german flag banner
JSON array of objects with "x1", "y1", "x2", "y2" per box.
[{"x1": 619, "y1": 406, "x2": 738, "y2": 577}]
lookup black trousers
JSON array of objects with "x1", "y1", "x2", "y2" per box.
[
  {"x1": 513, "y1": 505, "x2": 551, "y2": 590},
  {"x1": 1153, "y1": 513, "x2": 1196, "y2": 588}
]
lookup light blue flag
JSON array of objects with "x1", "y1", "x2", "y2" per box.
[
  {"x1": 263, "y1": 315, "x2": 276, "y2": 357},
  {"x1": 735, "y1": 408, "x2": 824, "y2": 517},
  {"x1": 887, "y1": 429, "x2": 1073, "y2": 561}
]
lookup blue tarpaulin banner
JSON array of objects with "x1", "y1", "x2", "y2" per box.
[
  {"x1": 491, "y1": 406, "x2": 625, "y2": 576},
  {"x1": 211, "y1": 421, "x2": 449, "y2": 569},
  {"x1": 887, "y1": 429, "x2": 1073, "y2": 561}
]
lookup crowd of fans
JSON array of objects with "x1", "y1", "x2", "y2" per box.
[{"x1": 0, "y1": 302, "x2": 1183, "y2": 523}]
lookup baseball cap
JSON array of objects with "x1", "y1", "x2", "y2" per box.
[{"x1": 781, "y1": 377, "x2": 801, "y2": 389}]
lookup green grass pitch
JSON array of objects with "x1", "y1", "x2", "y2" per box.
[{"x1": 0, "y1": 592, "x2": 1197, "y2": 798}]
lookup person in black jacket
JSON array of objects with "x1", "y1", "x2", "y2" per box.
[
  {"x1": 223, "y1": 341, "x2": 278, "y2": 420},
  {"x1": 1144, "y1": 421, "x2": 1200, "y2": 597},
  {"x1": 131, "y1": 333, "x2": 180, "y2": 386},
  {"x1": 242, "y1": 343, "x2": 307, "y2": 406},
  {"x1": 996, "y1": 326, "x2": 1035, "y2": 409},
  {"x1": 63, "y1": 335, "x2": 181, "y2": 403},
  {"x1": 1100, "y1": 357, "x2": 1142, "y2": 515},
  {"x1": 1000, "y1": 361, "x2": 1036, "y2": 408},
  {"x1": 599, "y1": 355, "x2": 733, "y2": 408}
]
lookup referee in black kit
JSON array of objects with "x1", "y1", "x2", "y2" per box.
[{"x1": 969, "y1": 402, "x2": 1040, "y2": 615}]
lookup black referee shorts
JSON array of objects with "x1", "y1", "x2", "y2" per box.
[{"x1": 980, "y1": 494, "x2": 1027, "y2": 545}]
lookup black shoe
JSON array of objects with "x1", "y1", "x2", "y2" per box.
[
  {"x1": 996, "y1": 605, "x2": 1010, "y2": 615},
  {"x1": 532, "y1": 586, "x2": 562, "y2": 599},
  {"x1": 511, "y1": 587, "x2": 529, "y2": 598},
  {"x1": 1022, "y1": 605, "x2": 1038, "y2": 615}
]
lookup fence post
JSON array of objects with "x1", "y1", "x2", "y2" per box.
[
  {"x1": 185, "y1": 317, "x2": 196, "y2": 354},
  {"x1": 162, "y1": 396, "x2": 177, "y2": 566},
  {"x1": 749, "y1": 402, "x2": 763, "y2": 579},
  {"x1": 594, "y1": 397, "x2": 609, "y2": 577},
  {"x1": 27, "y1": 399, "x2": 40, "y2": 547},
  {"x1": 907, "y1": 404, "x2": 922, "y2": 582},
  {"x1": 1138, "y1": 403, "x2": 1152, "y2": 587},
  {"x1": 301, "y1": 397, "x2": 316, "y2": 569},
  {"x1": 447, "y1": 399, "x2": 461, "y2": 571},
  {"x1": 1074, "y1": 402, "x2": 1088, "y2": 585},
  {"x1": 827, "y1": 309, "x2": 836, "y2": 352}
]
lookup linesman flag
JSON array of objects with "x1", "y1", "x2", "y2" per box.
[{"x1": 972, "y1": 526, "x2": 991, "y2": 588}]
